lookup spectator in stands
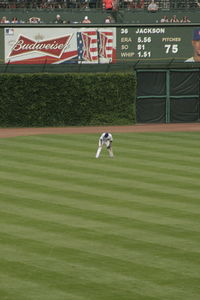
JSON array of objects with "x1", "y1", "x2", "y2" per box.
[
  {"x1": 82, "y1": 16, "x2": 92, "y2": 23},
  {"x1": 180, "y1": 16, "x2": 191, "y2": 23},
  {"x1": 79, "y1": 0, "x2": 88, "y2": 9},
  {"x1": 160, "y1": 15, "x2": 169, "y2": 23},
  {"x1": 104, "y1": 15, "x2": 114, "y2": 23},
  {"x1": 11, "y1": 17, "x2": 20, "y2": 23},
  {"x1": 196, "y1": 1, "x2": 200, "y2": 7},
  {"x1": 136, "y1": 0, "x2": 144, "y2": 8},
  {"x1": 170, "y1": 15, "x2": 179, "y2": 22},
  {"x1": 103, "y1": 0, "x2": 113, "y2": 10},
  {"x1": 105, "y1": 15, "x2": 111, "y2": 23},
  {"x1": 185, "y1": 28, "x2": 200, "y2": 62},
  {"x1": 0, "y1": 16, "x2": 10, "y2": 23},
  {"x1": 122, "y1": 0, "x2": 134, "y2": 9},
  {"x1": 29, "y1": 17, "x2": 41, "y2": 23},
  {"x1": 112, "y1": 0, "x2": 118, "y2": 10},
  {"x1": 171, "y1": 15, "x2": 179, "y2": 23},
  {"x1": 54, "y1": 14, "x2": 63, "y2": 24},
  {"x1": 147, "y1": 0, "x2": 158, "y2": 12}
]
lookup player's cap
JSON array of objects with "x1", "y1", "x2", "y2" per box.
[
  {"x1": 84, "y1": 16, "x2": 88, "y2": 20},
  {"x1": 104, "y1": 133, "x2": 109, "y2": 138},
  {"x1": 193, "y1": 28, "x2": 200, "y2": 41}
]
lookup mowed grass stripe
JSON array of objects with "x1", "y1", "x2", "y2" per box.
[
  {"x1": 1, "y1": 151, "x2": 200, "y2": 207},
  {"x1": 0, "y1": 241, "x2": 199, "y2": 300},
  {"x1": 1, "y1": 133, "x2": 198, "y2": 171},
  {"x1": 1, "y1": 221, "x2": 200, "y2": 287},
  {"x1": 1, "y1": 230, "x2": 199, "y2": 283},
  {"x1": 0, "y1": 135, "x2": 199, "y2": 184},
  {"x1": 6, "y1": 131, "x2": 200, "y2": 150},
  {"x1": 119, "y1": 133, "x2": 200, "y2": 151},
  {"x1": 0, "y1": 166, "x2": 200, "y2": 205},
  {"x1": 1, "y1": 131, "x2": 199, "y2": 150},
  {"x1": 3, "y1": 238, "x2": 199, "y2": 287},
  {"x1": 1, "y1": 162, "x2": 200, "y2": 215},
  {"x1": 0, "y1": 163, "x2": 199, "y2": 212},
  {"x1": 1, "y1": 260, "x2": 136, "y2": 300},
  {"x1": 1, "y1": 156, "x2": 200, "y2": 210},
  {"x1": 1, "y1": 132, "x2": 200, "y2": 165},
  {"x1": 0, "y1": 174, "x2": 200, "y2": 234},
  {"x1": 1, "y1": 222, "x2": 200, "y2": 292},
  {"x1": 1, "y1": 190, "x2": 200, "y2": 257},
  {"x1": 1, "y1": 138, "x2": 200, "y2": 166},
  {"x1": 0, "y1": 171, "x2": 198, "y2": 241},
  {"x1": 1, "y1": 173, "x2": 199, "y2": 215},
  {"x1": 0, "y1": 261, "x2": 177, "y2": 300},
  {"x1": 0, "y1": 157, "x2": 200, "y2": 190},
  {"x1": 0, "y1": 274, "x2": 84, "y2": 300},
  {"x1": 1, "y1": 206, "x2": 200, "y2": 267},
  {"x1": 12, "y1": 131, "x2": 198, "y2": 145},
  {"x1": 1, "y1": 194, "x2": 200, "y2": 255},
  {"x1": 1, "y1": 188, "x2": 200, "y2": 244},
  {"x1": 0, "y1": 133, "x2": 200, "y2": 300},
  {"x1": 0, "y1": 163, "x2": 199, "y2": 231},
  {"x1": 3, "y1": 134, "x2": 198, "y2": 158},
  {"x1": 1, "y1": 157, "x2": 200, "y2": 199},
  {"x1": 0, "y1": 202, "x2": 199, "y2": 278},
  {"x1": 1, "y1": 142, "x2": 200, "y2": 179}
]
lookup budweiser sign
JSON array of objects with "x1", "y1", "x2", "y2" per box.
[{"x1": 8, "y1": 34, "x2": 71, "y2": 58}]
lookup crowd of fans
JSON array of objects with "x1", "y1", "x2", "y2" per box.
[
  {"x1": 0, "y1": 0, "x2": 121, "y2": 10},
  {"x1": 160, "y1": 15, "x2": 191, "y2": 22},
  {"x1": 0, "y1": 0, "x2": 199, "y2": 10},
  {"x1": 0, "y1": 12, "x2": 115, "y2": 23},
  {"x1": 0, "y1": 0, "x2": 199, "y2": 23}
]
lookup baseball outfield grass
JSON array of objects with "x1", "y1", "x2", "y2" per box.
[{"x1": 0, "y1": 132, "x2": 200, "y2": 300}]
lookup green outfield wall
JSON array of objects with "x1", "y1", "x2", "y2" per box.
[
  {"x1": 0, "y1": 73, "x2": 136, "y2": 127},
  {"x1": 136, "y1": 68, "x2": 200, "y2": 123},
  {"x1": 0, "y1": 23, "x2": 199, "y2": 125}
]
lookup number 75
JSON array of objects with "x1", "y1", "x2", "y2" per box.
[{"x1": 164, "y1": 44, "x2": 178, "y2": 53}]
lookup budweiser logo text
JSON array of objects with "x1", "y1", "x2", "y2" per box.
[{"x1": 9, "y1": 35, "x2": 71, "y2": 58}]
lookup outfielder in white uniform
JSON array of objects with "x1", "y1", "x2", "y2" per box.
[{"x1": 96, "y1": 132, "x2": 114, "y2": 158}]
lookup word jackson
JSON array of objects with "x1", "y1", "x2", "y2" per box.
[{"x1": 136, "y1": 28, "x2": 165, "y2": 34}]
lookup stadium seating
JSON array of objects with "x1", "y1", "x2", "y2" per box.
[{"x1": 0, "y1": 0, "x2": 199, "y2": 24}]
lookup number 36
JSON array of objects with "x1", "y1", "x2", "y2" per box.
[{"x1": 121, "y1": 28, "x2": 129, "y2": 34}]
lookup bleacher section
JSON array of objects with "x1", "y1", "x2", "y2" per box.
[{"x1": 0, "y1": 0, "x2": 200, "y2": 24}]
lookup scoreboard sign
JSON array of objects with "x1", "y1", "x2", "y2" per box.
[
  {"x1": 4, "y1": 27, "x2": 117, "y2": 64},
  {"x1": 118, "y1": 25, "x2": 200, "y2": 63},
  {"x1": 3, "y1": 25, "x2": 200, "y2": 64}
]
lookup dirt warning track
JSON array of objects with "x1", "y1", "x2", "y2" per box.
[{"x1": 0, "y1": 123, "x2": 200, "y2": 138}]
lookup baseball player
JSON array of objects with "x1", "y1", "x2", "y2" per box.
[
  {"x1": 95, "y1": 132, "x2": 114, "y2": 158},
  {"x1": 185, "y1": 28, "x2": 200, "y2": 62}
]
